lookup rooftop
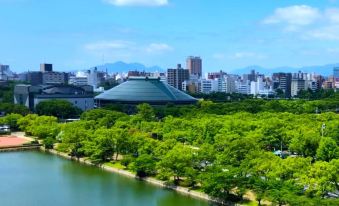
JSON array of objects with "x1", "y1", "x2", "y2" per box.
[{"x1": 95, "y1": 77, "x2": 197, "y2": 105}]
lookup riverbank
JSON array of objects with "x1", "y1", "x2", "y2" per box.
[
  {"x1": 42, "y1": 148, "x2": 232, "y2": 205},
  {"x1": 0, "y1": 145, "x2": 40, "y2": 152}
]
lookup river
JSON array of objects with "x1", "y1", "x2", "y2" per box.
[{"x1": 0, "y1": 151, "x2": 212, "y2": 206}]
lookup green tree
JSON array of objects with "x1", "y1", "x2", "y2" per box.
[
  {"x1": 316, "y1": 137, "x2": 339, "y2": 162},
  {"x1": 43, "y1": 137, "x2": 56, "y2": 149},
  {"x1": 157, "y1": 144, "x2": 193, "y2": 184},
  {"x1": 36, "y1": 100, "x2": 82, "y2": 119},
  {"x1": 0, "y1": 113, "x2": 23, "y2": 130},
  {"x1": 132, "y1": 154, "x2": 157, "y2": 177},
  {"x1": 137, "y1": 103, "x2": 156, "y2": 121}
]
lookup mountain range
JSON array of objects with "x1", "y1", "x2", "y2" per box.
[
  {"x1": 93, "y1": 61, "x2": 339, "y2": 76},
  {"x1": 95, "y1": 61, "x2": 164, "y2": 73}
]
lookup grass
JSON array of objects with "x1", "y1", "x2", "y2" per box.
[{"x1": 104, "y1": 162, "x2": 126, "y2": 170}]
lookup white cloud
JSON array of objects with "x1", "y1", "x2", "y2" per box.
[
  {"x1": 84, "y1": 40, "x2": 173, "y2": 58},
  {"x1": 325, "y1": 8, "x2": 339, "y2": 23},
  {"x1": 263, "y1": 5, "x2": 321, "y2": 26},
  {"x1": 103, "y1": 0, "x2": 168, "y2": 7},
  {"x1": 145, "y1": 43, "x2": 173, "y2": 53},
  {"x1": 84, "y1": 40, "x2": 134, "y2": 51},
  {"x1": 230, "y1": 52, "x2": 266, "y2": 60},
  {"x1": 307, "y1": 25, "x2": 339, "y2": 40},
  {"x1": 212, "y1": 53, "x2": 226, "y2": 60},
  {"x1": 264, "y1": 5, "x2": 339, "y2": 41}
]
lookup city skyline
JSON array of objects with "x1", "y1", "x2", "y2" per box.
[{"x1": 1, "y1": 0, "x2": 339, "y2": 72}]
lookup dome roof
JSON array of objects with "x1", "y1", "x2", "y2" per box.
[{"x1": 95, "y1": 77, "x2": 197, "y2": 105}]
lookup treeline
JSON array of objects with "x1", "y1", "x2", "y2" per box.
[
  {"x1": 190, "y1": 89, "x2": 338, "y2": 102},
  {"x1": 2, "y1": 103, "x2": 339, "y2": 205}
]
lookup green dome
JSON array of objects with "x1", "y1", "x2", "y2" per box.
[{"x1": 95, "y1": 77, "x2": 197, "y2": 105}]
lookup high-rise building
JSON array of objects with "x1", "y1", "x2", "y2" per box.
[
  {"x1": 40, "y1": 64, "x2": 53, "y2": 72},
  {"x1": 291, "y1": 71, "x2": 307, "y2": 96},
  {"x1": 186, "y1": 56, "x2": 202, "y2": 78},
  {"x1": 167, "y1": 64, "x2": 189, "y2": 90},
  {"x1": 243, "y1": 70, "x2": 257, "y2": 82},
  {"x1": 272, "y1": 73, "x2": 292, "y2": 98},
  {"x1": 0, "y1": 65, "x2": 13, "y2": 80},
  {"x1": 334, "y1": 67, "x2": 339, "y2": 89},
  {"x1": 27, "y1": 72, "x2": 43, "y2": 85}
]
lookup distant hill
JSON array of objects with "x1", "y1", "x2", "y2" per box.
[
  {"x1": 231, "y1": 64, "x2": 339, "y2": 76},
  {"x1": 94, "y1": 61, "x2": 164, "y2": 73}
]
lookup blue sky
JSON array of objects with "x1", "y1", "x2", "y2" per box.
[{"x1": 1, "y1": 0, "x2": 339, "y2": 72}]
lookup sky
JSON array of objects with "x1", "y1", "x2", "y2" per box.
[{"x1": 1, "y1": 0, "x2": 339, "y2": 73}]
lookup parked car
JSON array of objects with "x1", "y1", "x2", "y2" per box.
[{"x1": 0, "y1": 125, "x2": 10, "y2": 135}]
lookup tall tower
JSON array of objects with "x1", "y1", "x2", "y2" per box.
[{"x1": 186, "y1": 56, "x2": 202, "y2": 78}]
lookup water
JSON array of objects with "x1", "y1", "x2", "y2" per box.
[{"x1": 0, "y1": 151, "x2": 211, "y2": 206}]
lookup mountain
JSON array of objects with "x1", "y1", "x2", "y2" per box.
[
  {"x1": 94, "y1": 61, "x2": 164, "y2": 73},
  {"x1": 231, "y1": 63, "x2": 339, "y2": 76}
]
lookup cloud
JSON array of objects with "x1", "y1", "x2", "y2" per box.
[
  {"x1": 325, "y1": 8, "x2": 339, "y2": 23},
  {"x1": 263, "y1": 5, "x2": 339, "y2": 41},
  {"x1": 263, "y1": 5, "x2": 321, "y2": 27},
  {"x1": 145, "y1": 43, "x2": 173, "y2": 53},
  {"x1": 230, "y1": 52, "x2": 267, "y2": 60},
  {"x1": 103, "y1": 0, "x2": 168, "y2": 7},
  {"x1": 306, "y1": 25, "x2": 339, "y2": 40},
  {"x1": 84, "y1": 40, "x2": 134, "y2": 51},
  {"x1": 84, "y1": 40, "x2": 173, "y2": 59},
  {"x1": 212, "y1": 53, "x2": 226, "y2": 60}
]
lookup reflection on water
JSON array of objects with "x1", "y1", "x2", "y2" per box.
[{"x1": 0, "y1": 151, "x2": 211, "y2": 206}]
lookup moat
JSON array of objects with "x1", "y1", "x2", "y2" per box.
[{"x1": 0, "y1": 151, "x2": 210, "y2": 206}]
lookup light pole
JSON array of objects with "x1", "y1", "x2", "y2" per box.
[{"x1": 321, "y1": 123, "x2": 326, "y2": 137}]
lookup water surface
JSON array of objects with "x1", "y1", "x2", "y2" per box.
[{"x1": 0, "y1": 151, "x2": 211, "y2": 206}]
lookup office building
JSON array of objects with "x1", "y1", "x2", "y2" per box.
[
  {"x1": 200, "y1": 79, "x2": 218, "y2": 94},
  {"x1": 186, "y1": 56, "x2": 202, "y2": 78},
  {"x1": 27, "y1": 72, "x2": 43, "y2": 85},
  {"x1": 43, "y1": 72, "x2": 68, "y2": 85},
  {"x1": 272, "y1": 73, "x2": 292, "y2": 98},
  {"x1": 167, "y1": 64, "x2": 189, "y2": 90},
  {"x1": 40, "y1": 64, "x2": 53, "y2": 72},
  {"x1": 334, "y1": 67, "x2": 339, "y2": 89}
]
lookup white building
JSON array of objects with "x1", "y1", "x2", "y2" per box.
[
  {"x1": 69, "y1": 76, "x2": 88, "y2": 86},
  {"x1": 200, "y1": 79, "x2": 219, "y2": 94},
  {"x1": 236, "y1": 80, "x2": 251, "y2": 94}
]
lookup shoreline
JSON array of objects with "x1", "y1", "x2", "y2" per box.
[{"x1": 41, "y1": 148, "x2": 229, "y2": 205}]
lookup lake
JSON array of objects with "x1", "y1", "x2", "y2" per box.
[{"x1": 0, "y1": 151, "x2": 212, "y2": 206}]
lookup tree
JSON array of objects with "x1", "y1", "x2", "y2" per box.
[
  {"x1": 132, "y1": 154, "x2": 157, "y2": 177},
  {"x1": 300, "y1": 161, "x2": 337, "y2": 197},
  {"x1": 35, "y1": 100, "x2": 82, "y2": 119},
  {"x1": 251, "y1": 178, "x2": 269, "y2": 206},
  {"x1": 43, "y1": 137, "x2": 56, "y2": 149},
  {"x1": 0, "y1": 113, "x2": 23, "y2": 130},
  {"x1": 201, "y1": 166, "x2": 245, "y2": 202},
  {"x1": 157, "y1": 144, "x2": 193, "y2": 184},
  {"x1": 316, "y1": 137, "x2": 339, "y2": 162},
  {"x1": 137, "y1": 103, "x2": 156, "y2": 121},
  {"x1": 84, "y1": 128, "x2": 117, "y2": 163},
  {"x1": 0, "y1": 103, "x2": 29, "y2": 115}
]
